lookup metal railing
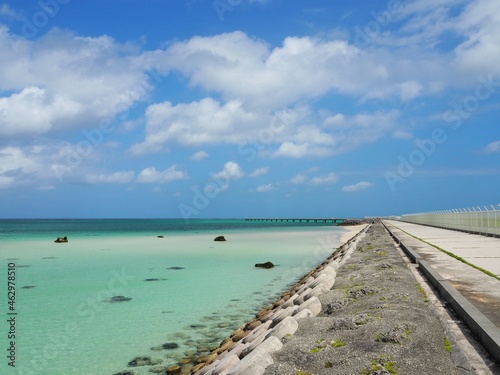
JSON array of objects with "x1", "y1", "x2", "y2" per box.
[{"x1": 401, "y1": 205, "x2": 500, "y2": 237}]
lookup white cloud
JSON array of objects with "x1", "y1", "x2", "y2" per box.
[
  {"x1": 290, "y1": 171, "x2": 338, "y2": 186},
  {"x1": 291, "y1": 173, "x2": 307, "y2": 184},
  {"x1": 190, "y1": 151, "x2": 209, "y2": 161},
  {"x1": 83, "y1": 171, "x2": 135, "y2": 184},
  {"x1": 213, "y1": 161, "x2": 244, "y2": 181},
  {"x1": 0, "y1": 28, "x2": 149, "y2": 137},
  {"x1": 249, "y1": 167, "x2": 269, "y2": 177},
  {"x1": 136, "y1": 165, "x2": 188, "y2": 184},
  {"x1": 255, "y1": 184, "x2": 276, "y2": 192},
  {"x1": 310, "y1": 172, "x2": 339, "y2": 186},
  {"x1": 342, "y1": 181, "x2": 374, "y2": 192},
  {"x1": 0, "y1": 146, "x2": 39, "y2": 188},
  {"x1": 130, "y1": 98, "x2": 258, "y2": 154},
  {"x1": 484, "y1": 140, "x2": 500, "y2": 153}
]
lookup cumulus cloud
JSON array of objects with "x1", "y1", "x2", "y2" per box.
[
  {"x1": 129, "y1": 98, "x2": 258, "y2": 154},
  {"x1": 136, "y1": 165, "x2": 188, "y2": 184},
  {"x1": 0, "y1": 27, "x2": 149, "y2": 137},
  {"x1": 213, "y1": 161, "x2": 244, "y2": 181},
  {"x1": 342, "y1": 181, "x2": 374, "y2": 192},
  {"x1": 190, "y1": 151, "x2": 209, "y2": 161}
]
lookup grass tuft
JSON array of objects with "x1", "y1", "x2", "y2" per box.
[
  {"x1": 416, "y1": 283, "x2": 428, "y2": 303},
  {"x1": 444, "y1": 337, "x2": 451, "y2": 353}
]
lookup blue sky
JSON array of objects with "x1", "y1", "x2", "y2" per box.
[{"x1": 0, "y1": 0, "x2": 499, "y2": 219}]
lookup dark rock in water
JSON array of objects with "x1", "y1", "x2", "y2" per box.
[
  {"x1": 151, "y1": 342, "x2": 179, "y2": 351},
  {"x1": 167, "y1": 266, "x2": 185, "y2": 270},
  {"x1": 162, "y1": 342, "x2": 179, "y2": 350},
  {"x1": 107, "y1": 295, "x2": 132, "y2": 303},
  {"x1": 144, "y1": 278, "x2": 160, "y2": 282},
  {"x1": 22, "y1": 285, "x2": 36, "y2": 289},
  {"x1": 157, "y1": 235, "x2": 164, "y2": 238},
  {"x1": 113, "y1": 371, "x2": 134, "y2": 375},
  {"x1": 214, "y1": 236, "x2": 226, "y2": 241},
  {"x1": 166, "y1": 365, "x2": 182, "y2": 375},
  {"x1": 255, "y1": 261, "x2": 274, "y2": 269},
  {"x1": 127, "y1": 356, "x2": 162, "y2": 367},
  {"x1": 150, "y1": 365, "x2": 167, "y2": 373},
  {"x1": 54, "y1": 236, "x2": 68, "y2": 243}
]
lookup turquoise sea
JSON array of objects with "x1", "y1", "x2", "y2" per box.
[{"x1": 0, "y1": 219, "x2": 352, "y2": 375}]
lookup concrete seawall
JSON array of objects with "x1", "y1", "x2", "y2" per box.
[
  {"x1": 187, "y1": 225, "x2": 369, "y2": 375},
  {"x1": 383, "y1": 220, "x2": 500, "y2": 364}
]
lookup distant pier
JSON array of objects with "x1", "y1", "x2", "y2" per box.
[{"x1": 245, "y1": 218, "x2": 346, "y2": 223}]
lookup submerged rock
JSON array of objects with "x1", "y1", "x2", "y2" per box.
[
  {"x1": 113, "y1": 371, "x2": 134, "y2": 375},
  {"x1": 255, "y1": 261, "x2": 275, "y2": 269},
  {"x1": 214, "y1": 236, "x2": 226, "y2": 241},
  {"x1": 151, "y1": 342, "x2": 179, "y2": 351},
  {"x1": 166, "y1": 365, "x2": 182, "y2": 375},
  {"x1": 127, "y1": 356, "x2": 162, "y2": 367},
  {"x1": 54, "y1": 236, "x2": 68, "y2": 243},
  {"x1": 106, "y1": 295, "x2": 132, "y2": 303}
]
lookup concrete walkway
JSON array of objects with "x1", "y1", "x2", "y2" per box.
[
  {"x1": 384, "y1": 220, "x2": 500, "y2": 328},
  {"x1": 384, "y1": 220, "x2": 500, "y2": 366}
]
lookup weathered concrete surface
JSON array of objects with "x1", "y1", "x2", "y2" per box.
[
  {"x1": 384, "y1": 220, "x2": 500, "y2": 329},
  {"x1": 263, "y1": 223, "x2": 472, "y2": 375}
]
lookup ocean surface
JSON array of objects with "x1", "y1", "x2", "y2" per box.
[{"x1": 0, "y1": 219, "x2": 350, "y2": 375}]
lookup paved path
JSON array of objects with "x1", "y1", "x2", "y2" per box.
[
  {"x1": 384, "y1": 220, "x2": 500, "y2": 329},
  {"x1": 264, "y1": 222, "x2": 461, "y2": 375}
]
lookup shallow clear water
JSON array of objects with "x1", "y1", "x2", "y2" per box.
[{"x1": 0, "y1": 219, "x2": 348, "y2": 375}]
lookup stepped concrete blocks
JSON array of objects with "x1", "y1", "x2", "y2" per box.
[
  {"x1": 309, "y1": 273, "x2": 335, "y2": 290},
  {"x1": 240, "y1": 331, "x2": 268, "y2": 358},
  {"x1": 281, "y1": 293, "x2": 299, "y2": 308},
  {"x1": 227, "y1": 341, "x2": 251, "y2": 358},
  {"x1": 227, "y1": 346, "x2": 274, "y2": 375},
  {"x1": 315, "y1": 265, "x2": 337, "y2": 279},
  {"x1": 269, "y1": 306, "x2": 299, "y2": 328},
  {"x1": 293, "y1": 308, "x2": 314, "y2": 321},
  {"x1": 266, "y1": 316, "x2": 299, "y2": 340},
  {"x1": 242, "y1": 320, "x2": 272, "y2": 344},
  {"x1": 300, "y1": 283, "x2": 330, "y2": 302},
  {"x1": 210, "y1": 354, "x2": 240, "y2": 375},
  {"x1": 297, "y1": 296, "x2": 322, "y2": 316},
  {"x1": 294, "y1": 287, "x2": 313, "y2": 305}
]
